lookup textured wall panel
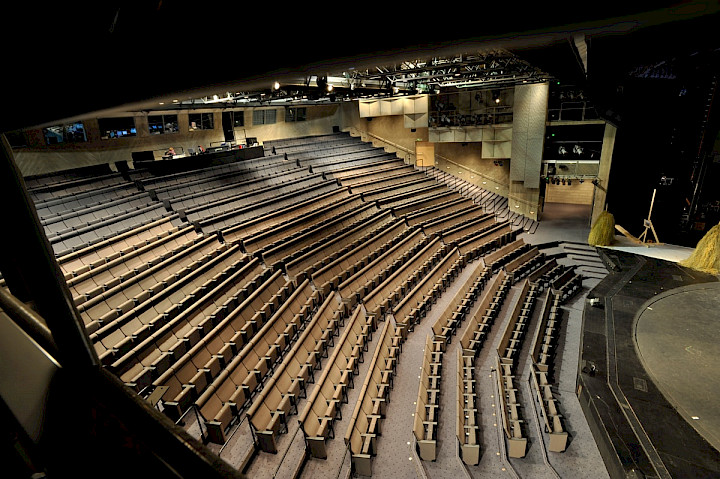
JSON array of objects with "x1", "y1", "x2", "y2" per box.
[{"x1": 511, "y1": 83, "x2": 549, "y2": 189}]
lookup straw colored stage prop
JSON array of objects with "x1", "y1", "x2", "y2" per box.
[
  {"x1": 679, "y1": 223, "x2": 720, "y2": 276},
  {"x1": 588, "y1": 211, "x2": 616, "y2": 246}
]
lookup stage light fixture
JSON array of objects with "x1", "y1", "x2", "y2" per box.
[{"x1": 568, "y1": 179, "x2": 572, "y2": 186}]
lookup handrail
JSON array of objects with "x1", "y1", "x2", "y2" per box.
[{"x1": 0, "y1": 287, "x2": 59, "y2": 362}]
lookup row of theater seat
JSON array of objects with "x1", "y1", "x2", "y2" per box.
[
  {"x1": 220, "y1": 188, "x2": 351, "y2": 246},
  {"x1": 67, "y1": 225, "x2": 201, "y2": 305},
  {"x1": 530, "y1": 290, "x2": 569, "y2": 453},
  {"x1": 57, "y1": 215, "x2": 184, "y2": 281},
  {"x1": 457, "y1": 350, "x2": 480, "y2": 465},
  {"x1": 299, "y1": 304, "x2": 375, "y2": 459},
  {"x1": 344, "y1": 315, "x2": 400, "y2": 477},
  {"x1": 337, "y1": 229, "x2": 429, "y2": 307},
  {"x1": 363, "y1": 238, "x2": 450, "y2": 322},
  {"x1": 312, "y1": 217, "x2": 409, "y2": 295},
  {"x1": 420, "y1": 204, "x2": 488, "y2": 237},
  {"x1": 496, "y1": 279, "x2": 538, "y2": 459},
  {"x1": 286, "y1": 209, "x2": 397, "y2": 282},
  {"x1": 192, "y1": 278, "x2": 321, "y2": 444},
  {"x1": 247, "y1": 294, "x2": 347, "y2": 453},
  {"x1": 505, "y1": 247, "x2": 546, "y2": 284},
  {"x1": 429, "y1": 258, "x2": 487, "y2": 344},
  {"x1": 113, "y1": 257, "x2": 271, "y2": 392},
  {"x1": 458, "y1": 270, "x2": 505, "y2": 357},
  {"x1": 393, "y1": 246, "x2": 465, "y2": 336},
  {"x1": 414, "y1": 334, "x2": 442, "y2": 461},
  {"x1": 77, "y1": 235, "x2": 229, "y2": 333}
]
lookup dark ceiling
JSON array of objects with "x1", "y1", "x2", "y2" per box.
[{"x1": 3, "y1": 1, "x2": 720, "y2": 132}]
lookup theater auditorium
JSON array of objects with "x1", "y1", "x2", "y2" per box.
[{"x1": 2, "y1": 4, "x2": 720, "y2": 479}]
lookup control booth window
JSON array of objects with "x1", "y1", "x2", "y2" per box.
[
  {"x1": 43, "y1": 122, "x2": 87, "y2": 145},
  {"x1": 98, "y1": 117, "x2": 137, "y2": 139},
  {"x1": 148, "y1": 114, "x2": 179, "y2": 134},
  {"x1": 189, "y1": 112, "x2": 214, "y2": 130},
  {"x1": 253, "y1": 109, "x2": 277, "y2": 125},
  {"x1": 286, "y1": 107, "x2": 307, "y2": 122},
  {"x1": 232, "y1": 111, "x2": 244, "y2": 128}
]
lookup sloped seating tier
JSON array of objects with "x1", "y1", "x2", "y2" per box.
[
  {"x1": 137, "y1": 154, "x2": 295, "y2": 193},
  {"x1": 458, "y1": 269, "x2": 506, "y2": 357},
  {"x1": 362, "y1": 237, "x2": 449, "y2": 322},
  {"x1": 344, "y1": 170, "x2": 427, "y2": 195},
  {"x1": 77, "y1": 235, "x2": 228, "y2": 332},
  {"x1": 344, "y1": 317, "x2": 397, "y2": 477},
  {"x1": 390, "y1": 190, "x2": 464, "y2": 218},
  {"x1": 528, "y1": 289, "x2": 568, "y2": 452},
  {"x1": 57, "y1": 215, "x2": 182, "y2": 281},
  {"x1": 429, "y1": 259, "x2": 488, "y2": 344},
  {"x1": 496, "y1": 355, "x2": 527, "y2": 459},
  {"x1": 531, "y1": 364, "x2": 568, "y2": 453},
  {"x1": 34, "y1": 182, "x2": 143, "y2": 221},
  {"x1": 435, "y1": 215, "x2": 497, "y2": 245},
  {"x1": 184, "y1": 171, "x2": 335, "y2": 223},
  {"x1": 260, "y1": 202, "x2": 379, "y2": 271},
  {"x1": 359, "y1": 175, "x2": 441, "y2": 203},
  {"x1": 67, "y1": 225, "x2": 202, "y2": 306},
  {"x1": 42, "y1": 191, "x2": 157, "y2": 237},
  {"x1": 26, "y1": 169, "x2": 127, "y2": 203},
  {"x1": 392, "y1": 247, "x2": 466, "y2": 337},
  {"x1": 284, "y1": 209, "x2": 397, "y2": 282},
  {"x1": 90, "y1": 243, "x2": 252, "y2": 363},
  {"x1": 335, "y1": 164, "x2": 416, "y2": 187},
  {"x1": 337, "y1": 229, "x2": 429, "y2": 308},
  {"x1": 220, "y1": 188, "x2": 351, "y2": 246},
  {"x1": 246, "y1": 293, "x2": 347, "y2": 453},
  {"x1": 496, "y1": 279, "x2": 538, "y2": 370},
  {"x1": 327, "y1": 158, "x2": 409, "y2": 182},
  {"x1": 113, "y1": 257, "x2": 270, "y2": 392},
  {"x1": 551, "y1": 268, "x2": 583, "y2": 302},
  {"x1": 299, "y1": 305, "x2": 375, "y2": 459},
  {"x1": 195, "y1": 278, "x2": 322, "y2": 444},
  {"x1": 413, "y1": 334, "x2": 442, "y2": 461},
  {"x1": 154, "y1": 162, "x2": 307, "y2": 208},
  {"x1": 267, "y1": 133, "x2": 371, "y2": 154},
  {"x1": 505, "y1": 247, "x2": 547, "y2": 284},
  {"x1": 193, "y1": 175, "x2": 340, "y2": 233},
  {"x1": 50, "y1": 203, "x2": 171, "y2": 257},
  {"x1": 242, "y1": 194, "x2": 366, "y2": 254},
  {"x1": 526, "y1": 258, "x2": 560, "y2": 286},
  {"x1": 136, "y1": 265, "x2": 284, "y2": 398},
  {"x1": 457, "y1": 350, "x2": 480, "y2": 466},
  {"x1": 300, "y1": 152, "x2": 401, "y2": 174},
  {"x1": 484, "y1": 239, "x2": 530, "y2": 272},
  {"x1": 369, "y1": 181, "x2": 449, "y2": 210},
  {"x1": 401, "y1": 197, "x2": 475, "y2": 227},
  {"x1": 421, "y1": 205, "x2": 490, "y2": 237},
  {"x1": 455, "y1": 220, "x2": 518, "y2": 260},
  {"x1": 311, "y1": 217, "x2": 410, "y2": 296}
]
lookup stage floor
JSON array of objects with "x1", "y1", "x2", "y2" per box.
[
  {"x1": 635, "y1": 282, "x2": 720, "y2": 454},
  {"x1": 579, "y1": 248, "x2": 720, "y2": 479}
]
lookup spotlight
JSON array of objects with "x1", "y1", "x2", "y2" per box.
[
  {"x1": 562, "y1": 178, "x2": 566, "y2": 185},
  {"x1": 579, "y1": 179, "x2": 584, "y2": 184},
  {"x1": 273, "y1": 81, "x2": 280, "y2": 90},
  {"x1": 592, "y1": 179, "x2": 599, "y2": 186},
  {"x1": 568, "y1": 179, "x2": 572, "y2": 186}
]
